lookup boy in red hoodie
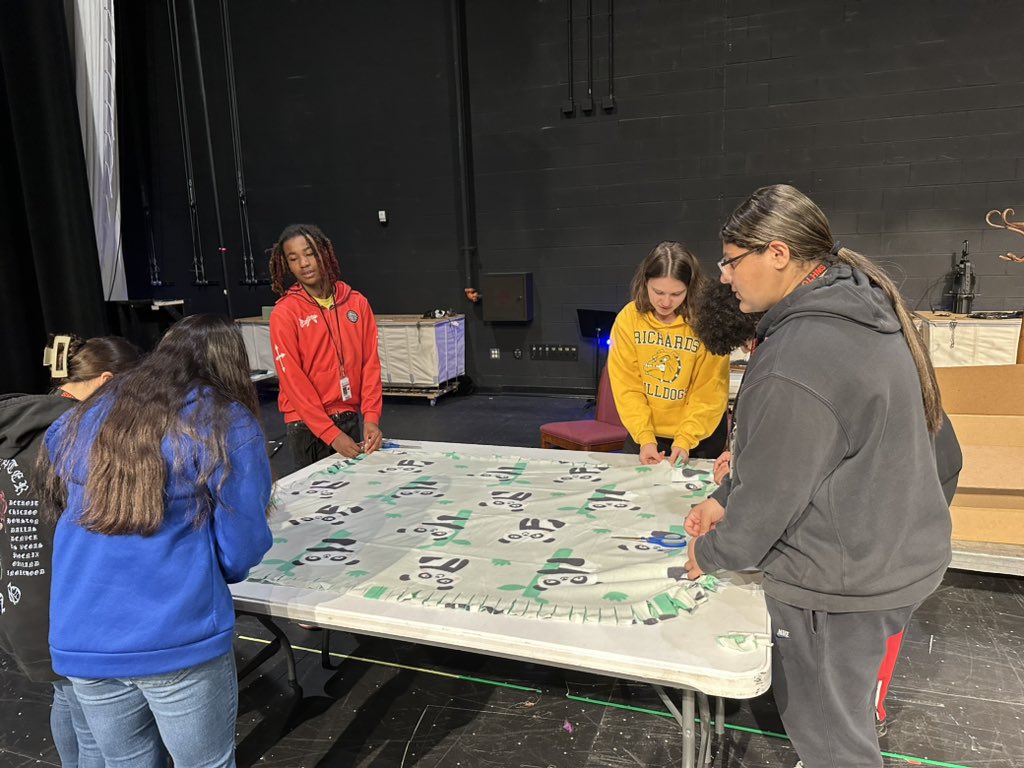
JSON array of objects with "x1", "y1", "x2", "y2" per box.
[{"x1": 269, "y1": 224, "x2": 384, "y2": 470}]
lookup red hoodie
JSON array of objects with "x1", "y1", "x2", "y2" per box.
[{"x1": 269, "y1": 281, "x2": 383, "y2": 446}]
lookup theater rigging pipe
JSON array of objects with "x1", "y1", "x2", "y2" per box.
[
  {"x1": 186, "y1": 0, "x2": 233, "y2": 316},
  {"x1": 603, "y1": 0, "x2": 615, "y2": 110},
  {"x1": 167, "y1": 0, "x2": 206, "y2": 286},
  {"x1": 219, "y1": 0, "x2": 262, "y2": 286},
  {"x1": 125, "y1": 8, "x2": 165, "y2": 287},
  {"x1": 561, "y1": 0, "x2": 574, "y2": 115},
  {"x1": 582, "y1": 0, "x2": 593, "y2": 113},
  {"x1": 449, "y1": 0, "x2": 478, "y2": 293}
]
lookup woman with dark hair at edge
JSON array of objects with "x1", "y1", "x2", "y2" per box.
[
  {"x1": 40, "y1": 315, "x2": 273, "y2": 767},
  {"x1": 268, "y1": 223, "x2": 384, "y2": 471},
  {"x1": 0, "y1": 334, "x2": 141, "y2": 768},
  {"x1": 684, "y1": 185, "x2": 955, "y2": 768},
  {"x1": 607, "y1": 241, "x2": 731, "y2": 466}
]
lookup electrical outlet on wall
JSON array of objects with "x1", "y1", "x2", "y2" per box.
[{"x1": 529, "y1": 344, "x2": 578, "y2": 361}]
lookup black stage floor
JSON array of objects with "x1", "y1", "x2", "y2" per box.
[{"x1": 2, "y1": 387, "x2": 1021, "y2": 767}]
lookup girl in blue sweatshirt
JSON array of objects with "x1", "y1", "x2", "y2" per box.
[{"x1": 41, "y1": 314, "x2": 273, "y2": 768}]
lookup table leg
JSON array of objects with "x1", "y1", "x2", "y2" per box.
[
  {"x1": 683, "y1": 690, "x2": 696, "y2": 768},
  {"x1": 236, "y1": 612, "x2": 303, "y2": 698},
  {"x1": 698, "y1": 692, "x2": 711, "y2": 764},
  {"x1": 653, "y1": 685, "x2": 697, "y2": 768}
]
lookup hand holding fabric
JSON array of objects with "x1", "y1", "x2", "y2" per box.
[
  {"x1": 331, "y1": 431, "x2": 362, "y2": 459},
  {"x1": 362, "y1": 421, "x2": 383, "y2": 455},
  {"x1": 639, "y1": 443, "x2": 664, "y2": 465},
  {"x1": 668, "y1": 446, "x2": 689, "y2": 466}
]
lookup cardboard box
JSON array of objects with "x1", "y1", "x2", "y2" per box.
[{"x1": 936, "y1": 365, "x2": 1024, "y2": 545}]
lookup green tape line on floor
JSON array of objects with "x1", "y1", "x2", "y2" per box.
[{"x1": 237, "y1": 634, "x2": 973, "y2": 768}]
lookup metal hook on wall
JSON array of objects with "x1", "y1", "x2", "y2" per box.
[{"x1": 985, "y1": 208, "x2": 1024, "y2": 263}]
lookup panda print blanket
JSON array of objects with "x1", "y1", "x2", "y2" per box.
[{"x1": 246, "y1": 450, "x2": 721, "y2": 625}]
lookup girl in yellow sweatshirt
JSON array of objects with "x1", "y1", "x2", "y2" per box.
[{"x1": 608, "y1": 241, "x2": 730, "y2": 465}]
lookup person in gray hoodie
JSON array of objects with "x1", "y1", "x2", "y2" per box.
[{"x1": 684, "y1": 185, "x2": 953, "y2": 768}]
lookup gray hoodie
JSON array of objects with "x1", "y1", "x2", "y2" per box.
[{"x1": 694, "y1": 264, "x2": 952, "y2": 612}]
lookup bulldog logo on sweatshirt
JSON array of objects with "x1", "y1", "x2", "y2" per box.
[{"x1": 643, "y1": 352, "x2": 682, "y2": 384}]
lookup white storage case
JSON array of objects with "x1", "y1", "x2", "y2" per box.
[{"x1": 376, "y1": 314, "x2": 465, "y2": 403}]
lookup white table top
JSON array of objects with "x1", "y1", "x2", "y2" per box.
[{"x1": 231, "y1": 440, "x2": 771, "y2": 698}]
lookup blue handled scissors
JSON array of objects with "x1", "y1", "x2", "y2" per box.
[{"x1": 611, "y1": 533, "x2": 687, "y2": 548}]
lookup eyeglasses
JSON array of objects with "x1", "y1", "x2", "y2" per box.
[{"x1": 717, "y1": 247, "x2": 763, "y2": 274}]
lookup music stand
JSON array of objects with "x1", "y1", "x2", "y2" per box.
[{"x1": 577, "y1": 309, "x2": 618, "y2": 404}]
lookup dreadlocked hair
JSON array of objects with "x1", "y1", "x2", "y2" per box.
[
  {"x1": 268, "y1": 223, "x2": 341, "y2": 295},
  {"x1": 691, "y1": 280, "x2": 762, "y2": 357}
]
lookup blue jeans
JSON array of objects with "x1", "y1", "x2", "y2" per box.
[
  {"x1": 69, "y1": 651, "x2": 238, "y2": 768},
  {"x1": 52, "y1": 680, "x2": 103, "y2": 768}
]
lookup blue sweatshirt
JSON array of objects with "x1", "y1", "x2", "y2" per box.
[{"x1": 46, "y1": 391, "x2": 273, "y2": 679}]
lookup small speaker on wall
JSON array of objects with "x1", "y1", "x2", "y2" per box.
[{"x1": 481, "y1": 272, "x2": 533, "y2": 322}]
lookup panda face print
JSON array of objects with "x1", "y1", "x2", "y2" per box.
[
  {"x1": 398, "y1": 556, "x2": 470, "y2": 591},
  {"x1": 288, "y1": 515, "x2": 338, "y2": 527},
  {"x1": 584, "y1": 489, "x2": 641, "y2": 512},
  {"x1": 553, "y1": 465, "x2": 609, "y2": 484},
  {"x1": 475, "y1": 466, "x2": 522, "y2": 482},
  {"x1": 537, "y1": 572, "x2": 598, "y2": 591},
  {"x1": 285, "y1": 504, "x2": 365, "y2": 526},
  {"x1": 378, "y1": 460, "x2": 434, "y2": 474},
  {"x1": 533, "y1": 556, "x2": 600, "y2": 592},
  {"x1": 293, "y1": 479, "x2": 351, "y2": 499},
  {"x1": 410, "y1": 524, "x2": 457, "y2": 540},
  {"x1": 501, "y1": 531, "x2": 550, "y2": 543},
  {"x1": 586, "y1": 498, "x2": 641, "y2": 512},
  {"x1": 392, "y1": 480, "x2": 445, "y2": 500},
  {"x1": 478, "y1": 490, "x2": 532, "y2": 511},
  {"x1": 396, "y1": 514, "x2": 467, "y2": 540},
  {"x1": 292, "y1": 538, "x2": 360, "y2": 567},
  {"x1": 293, "y1": 551, "x2": 360, "y2": 567},
  {"x1": 498, "y1": 517, "x2": 565, "y2": 544},
  {"x1": 403, "y1": 569, "x2": 460, "y2": 589}
]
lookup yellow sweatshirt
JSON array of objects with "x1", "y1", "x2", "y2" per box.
[{"x1": 607, "y1": 302, "x2": 729, "y2": 450}]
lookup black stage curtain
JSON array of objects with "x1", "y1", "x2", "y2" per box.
[{"x1": 0, "y1": 0, "x2": 108, "y2": 394}]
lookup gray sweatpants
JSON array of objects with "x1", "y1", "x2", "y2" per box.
[{"x1": 766, "y1": 596, "x2": 918, "y2": 768}]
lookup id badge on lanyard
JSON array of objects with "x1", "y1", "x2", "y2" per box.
[{"x1": 340, "y1": 375, "x2": 352, "y2": 401}]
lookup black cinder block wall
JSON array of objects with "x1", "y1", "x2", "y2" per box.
[{"x1": 118, "y1": 0, "x2": 1024, "y2": 393}]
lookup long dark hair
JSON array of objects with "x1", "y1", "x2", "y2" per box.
[
  {"x1": 721, "y1": 184, "x2": 942, "y2": 434},
  {"x1": 41, "y1": 315, "x2": 261, "y2": 535},
  {"x1": 628, "y1": 241, "x2": 704, "y2": 323},
  {"x1": 45, "y1": 334, "x2": 142, "y2": 387},
  {"x1": 268, "y1": 223, "x2": 341, "y2": 295}
]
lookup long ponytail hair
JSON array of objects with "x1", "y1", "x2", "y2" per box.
[{"x1": 721, "y1": 184, "x2": 943, "y2": 434}]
